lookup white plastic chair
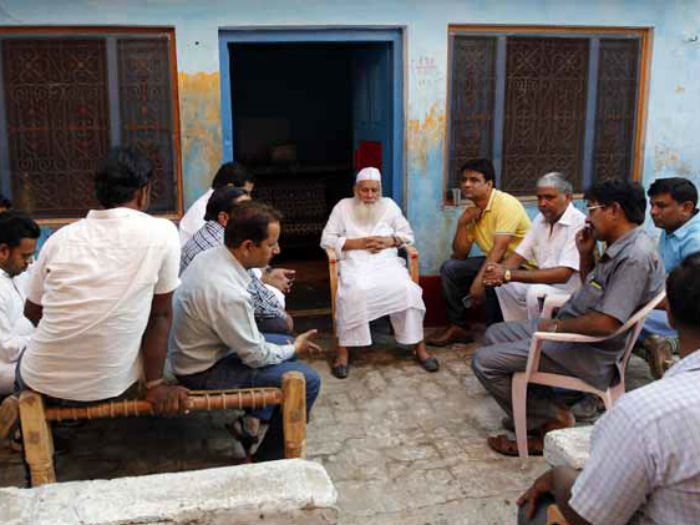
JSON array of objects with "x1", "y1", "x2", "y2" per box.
[{"x1": 512, "y1": 289, "x2": 666, "y2": 458}]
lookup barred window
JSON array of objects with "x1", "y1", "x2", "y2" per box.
[
  {"x1": 447, "y1": 28, "x2": 645, "y2": 198},
  {"x1": 0, "y1": 28, "x2": 181, "y2": 219}
]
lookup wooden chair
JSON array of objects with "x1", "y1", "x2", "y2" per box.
[
  {"x1": 325, "y1": 245, "x2": 420, "y2": 340},
  {"x1": 15, "y1": 371, "x2": 307, "y2": 487},
  {"x1": 512, "y1": 290, "x2": 666, "y2": 458}
]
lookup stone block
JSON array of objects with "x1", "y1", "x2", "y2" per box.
[
  {"x1": 544, "y1": 425, "x2": 593, "y2": 470},
  {"x1": 0, "y1": 459, "x2": 338, "y2": 525}
]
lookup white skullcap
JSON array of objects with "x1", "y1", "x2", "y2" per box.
[{"x1": 355, "y1": 167, "x2": 381, "y2": 184}]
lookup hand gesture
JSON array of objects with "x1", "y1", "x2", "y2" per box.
[
  {"x1": 145, "y1": 384, "x2": 189, "y2": 416},
  {"x1": 575, "y1": 224, "x2": 595, "y2": 255},
  {"x1": 516, "y1": 471, "x2": 554, "y2": 521},
  {"x1": 264, "y1": 268, "x2": 296, "y2": 293},
  {"x1": 293, "y1": 329, "x2": 324, "y2": 356},
  {"x1": 365, "y1": 236, "x2": 393, "y2": 254},
  {"x1": 458, "y1": 206, "x2": 482, "y2": 227},
  {"x1": 482, "y1": 263, "x2": 505, "y2": 287},
  {"x1": 469, "y1": 279, "x2": 486, "y2": 305}
]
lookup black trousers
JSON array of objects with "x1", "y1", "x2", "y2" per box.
[{"x1": 439, "y1": 256, "x2": 503, "y2": 327}]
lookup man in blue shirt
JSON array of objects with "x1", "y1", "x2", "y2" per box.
[{"x1": 642, "y1": 177, "x2": 700, "y2": 377}]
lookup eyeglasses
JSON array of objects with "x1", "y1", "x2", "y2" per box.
[{"x1": 586, "y1": 204, "x2": 606, "y2": 214}]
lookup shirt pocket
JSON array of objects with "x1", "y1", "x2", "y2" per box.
[{"x1": 572, "y1": 277, "x2": 606, "y2": 313}]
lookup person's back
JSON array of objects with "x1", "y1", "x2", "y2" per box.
[{"x1": 20, "y1": 148, "x2": 181, "y2": 403}]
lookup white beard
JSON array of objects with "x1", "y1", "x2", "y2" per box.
[{"x1": 352, "y1": 197, "x2": 386, "y2": 228}]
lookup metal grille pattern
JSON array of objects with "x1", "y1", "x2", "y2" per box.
[
  {"x1": 3, "y1": 39, "x2": 109, "y2": 217},
  {"x1": 593, "y1": 39, "x2": 639, "y2": 182},
  {"x1": 117, "y1": 38, "x2": 176, "y2": 213},
  {"x1": 448, "y1": 36, "x2": 495, "y2": 190},
  {"x1": 502, "y1": 37, "x2": 589, "y2": 195}
]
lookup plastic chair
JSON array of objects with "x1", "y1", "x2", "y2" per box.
[
  {"x1": 512, "y1": 289, "x2": 666, "y2": 458},
  {"x1": 325, "y1": 245, "x2": 419, "y2": 341}
]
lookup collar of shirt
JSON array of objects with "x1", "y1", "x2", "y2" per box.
[
  {"x1": 204, "y1": 220, "x2": 225, "y2": 240},
  {"x1": 554, "y1": 202, "x2": 579, "y2": 228},
  {"x1": 665, "y1": 210, "x2": 700, "y2": 241},
  {"x1": 86, "y1": 207, "x2": 147, "y2": 220},
  {"x1": 223, "y1": 247, "x2": 252, "y2": 288},
  {"x1": 600, "y1": 225, "x2": 642, "y2": 261},
  {"x1": 0, "y1": 267, "x2": 10, "y2": 281},
  {"x1": 664, "y1": 348, "x2": 700, "y2": 377},
  {"x1": 482, "y1": 188, "x2": 498, "y2": 214}
]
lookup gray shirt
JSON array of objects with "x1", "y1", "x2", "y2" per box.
[
  {"x1": 546, "y1": 227, "x2": 664, "y2": 388},
  {"x1": 168, "y1": 246, "x2": 295, "y2": 376}
]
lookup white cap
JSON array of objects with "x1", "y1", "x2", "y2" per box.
[{"x1": 355, "y1": 167, "x2": 381, "y2": 184}]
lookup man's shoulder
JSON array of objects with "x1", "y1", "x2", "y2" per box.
[{"x1": 492, "y1": 190, "x2": 527, "y2": 214}]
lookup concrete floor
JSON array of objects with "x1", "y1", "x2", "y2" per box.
[{"x1": 0, "y1": 325, "x2": 654, "y2": 525}]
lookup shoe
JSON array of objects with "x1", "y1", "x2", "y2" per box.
[
  {"x1": 426, "y1": 325, "x2": 473, "y2": 347},
  {"x1": 570, "y1": 394, "x2": 602, "y2": 423},
  {"x1": 331, "y1": 363, "x2": 349, "y2": 379},
  {"x1": 417, "y1": 356, "x2": 439, "y2": 373},
  {"x1": 642, "y1": 335, "x2": 673, "y2": 379}
]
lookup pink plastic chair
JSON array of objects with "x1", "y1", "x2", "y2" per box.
[{"x1": 512, "y1": 289, "x2": 666, "y2": 458}]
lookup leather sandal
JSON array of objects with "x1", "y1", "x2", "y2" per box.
[
  {"x1": 417, "y1": 356, "x2": 440, "y2": 373},
  {"x1": 487, "y1": 433, "x2": 544, "y2": 456}
]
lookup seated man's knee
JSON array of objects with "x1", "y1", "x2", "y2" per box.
[
  {"x1": 440, "y1": 258, "x2": 461, "y2": 280},
  {"x1": 483, "y1": 322, "x2": 508, "y2": 346}
]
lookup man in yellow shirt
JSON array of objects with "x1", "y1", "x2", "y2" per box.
[{"x1": 428, "y1": 159, "x2": 531, "y2": 346}]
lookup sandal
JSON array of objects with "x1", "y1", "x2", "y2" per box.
[{"x1": 487, "y1": 433, "x2": 544, "y2": 456}]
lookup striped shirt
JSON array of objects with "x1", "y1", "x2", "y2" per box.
[
  {"x1": 180, "y1": 221, "x2": 284, "y2": 319},
  {"x1": 570, "y1": 350, "x2": 700, "y2": 525}
]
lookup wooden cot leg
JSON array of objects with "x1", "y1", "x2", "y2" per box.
[
  {"x1": 18, "y1": 391, "x2": 56, "y2": 486},
  {"x1": 281, "y1": 371, "x2": 306, "y2": 459}
]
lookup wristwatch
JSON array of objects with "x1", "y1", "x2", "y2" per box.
[{"x1": 504, "y1": 269, "x2": 512, "y2": 282}]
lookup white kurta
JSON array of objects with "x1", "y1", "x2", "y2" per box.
[
  {"x1": 321, "y1": 198, "x2": 425, "y2": 346},
  {"x1": 495, "y1": 203, "x2": 587, "y2": 321},
  {"x1": 0, "y1": 268, "x2": 34, "y2": 395}
]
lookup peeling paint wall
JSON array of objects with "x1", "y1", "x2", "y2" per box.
[{"x1": 1, "y1": 0, "x2": 698, "y2": 273}]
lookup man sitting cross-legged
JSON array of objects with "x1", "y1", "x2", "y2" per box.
[
  {"x1": 169, "y1": 201, "x2": 322, "y2": 462},
  {"x1": 516, "y1": 252, "x2": 700, "y2": 525},
  {"x1": 17, "y1": 147, "x2": 188, "y2": 414},
  {"x1": 472, "y1": 179, "x2": 664, "y2": 456},
  {"x1": 483, "y1": 172, "x2": 586, "y2": 321},
  {"x1": 320, "y1": 167, "x2": 438, "y2": 379},
  {"x1": 180, "y1": 186, "x2": 294, "y2": 336},
  {"x1": 428, "y1": 158, "x2": 531, "y2": 346},
  {"x1": 0, "y1": 212, "x2": 40, "y2": 397}
]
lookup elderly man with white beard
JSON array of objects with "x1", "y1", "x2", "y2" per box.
[{"x1": 321, "y1": 167, "x2": 438, "y2": 379}]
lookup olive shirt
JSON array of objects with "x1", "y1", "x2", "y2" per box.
[
  {"x1": 546, "y1": 226, "x2": 665, "y2": 389},
  {"x1": 465, "y1": 189, "x2": 531, "y2": 257}
]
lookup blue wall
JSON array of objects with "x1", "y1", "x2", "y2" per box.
[{"x1": 2, "y1": 0, "x2": 699, "y2": 273}]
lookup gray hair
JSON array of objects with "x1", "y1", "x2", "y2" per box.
[{"x1": 537, "y1": 172, "x2": 573, "y2": 194}]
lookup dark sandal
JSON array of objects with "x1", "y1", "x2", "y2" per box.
[
  {"x1": 487, "y1": 433, "x2": 544, "y2": 456},
  {"x1": 331, "y1": 363, "x2": 349, "y2": 379},
  {"x1": 417, "y1": 356, "x2": 440, "y2": 372}
]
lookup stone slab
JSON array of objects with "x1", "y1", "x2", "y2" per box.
[
  {"x1": 543, "y1": 426, "x2": 594, "y2": 470},
  {"x1": 0, "y1": 459, "x2": 338, "y2": 525}
]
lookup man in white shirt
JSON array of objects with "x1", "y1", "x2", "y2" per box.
[
  {"x1": 17, "y1": 147, "x2": 187, "y2": 414},
  {"x1": 169, "y1": 201, "x2": 322, "y2": 461},
  {"x1": 483, "y1": 172, "x2": 586, "y2": 321},
  {"x1": 0, "y1": 212, "x2": 39, "y2": 396},
  {"x1": 178, "y1": 162, "x2": 255, "y2": 247},
  {"x1": 320, "y1": 167, "x2": 438, "y2": 379},
  {"x1": 517, "y1": 252, "x2": 700, "y2": 525}
]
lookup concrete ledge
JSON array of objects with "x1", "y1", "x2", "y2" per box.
[
  {"x1": 0, "y1": 459, "x2": 338, "y2": 525},
  {"x1": 543, "y1": 426, "x2": 593, "y2": 470}
]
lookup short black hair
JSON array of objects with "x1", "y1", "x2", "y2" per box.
[
  {"x1": 224, "y1": 201, "x2": 282, "y2": 249},
  {"x1": 460, "y1": 158, "x2": 495, "y2": 183},
  {"x1": 211, "y1": 162, "x2": 255, "y2": 190},
  {"x1": 584, "y1": 179, "x2": 646, "y2": 225},
  {"x1": 666, "y1": 251, "x2": 700, "y2": 329},
  {"x1": 204, "y1": 186, "x2": 248, "y2": 222},
  {"x1": 94, "y1": 147, "x2": 153, "y2": 208},
  {"x1": 0, "y1": 211, "x2": 40, "y2": 248},
  {"x1": 0, "y1": 193, "x2": 11, "y2": 209},
  {"x1": 648, "y1": 177, "x2": 698, "y2": 208}
]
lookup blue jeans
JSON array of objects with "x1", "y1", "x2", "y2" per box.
[{"x1": 176, "y1": 353, "x2": 321, "y2": 461}]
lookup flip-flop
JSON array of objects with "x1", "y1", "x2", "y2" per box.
[{"x1": 487, "y1": 433, "x2": 544, "y2": 456}]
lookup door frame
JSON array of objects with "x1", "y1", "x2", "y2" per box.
[{"x1": 218, "y1": 26, "x2": 406, "y2": 208}]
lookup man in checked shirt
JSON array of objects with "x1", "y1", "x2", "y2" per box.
[{"x1": 517, "y1": 252, "x2": 700, "y2": 525}]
